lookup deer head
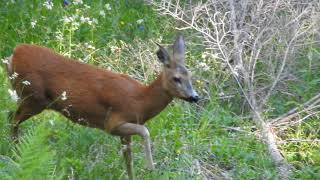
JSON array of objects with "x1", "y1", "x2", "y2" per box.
[{"x1": 156, "y1": 35, "x2": 199, "y2": 103}]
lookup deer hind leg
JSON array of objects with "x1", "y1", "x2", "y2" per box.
[
  {"x1": 113, "y1": 123, "x2": 155, "y2": 171},
  {"x1": 120, "y1": 136, "x2": 134, "y2": 180},
  {"x1": 11, "y1": 101, "x2": 44, "y2": 142}
]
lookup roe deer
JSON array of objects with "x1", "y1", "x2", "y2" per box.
[{"x1": 5, "y1": 35, "x2": 199, "y2": 179}]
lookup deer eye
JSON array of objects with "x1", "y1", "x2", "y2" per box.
[{"x1": 173, "y1": 77, "x2": 181, "y2": 83}]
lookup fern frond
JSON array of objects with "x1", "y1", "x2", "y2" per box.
[{"x1": 6, "y1": 123, "x2": 56, "y2": 180}]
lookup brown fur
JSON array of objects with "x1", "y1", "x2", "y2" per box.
[{"x1": 10, "y1": 44, "x2": 173, "y2": 134}]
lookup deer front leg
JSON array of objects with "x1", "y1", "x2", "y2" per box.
[
  {"x1": 121, "y1": 136, "x2": 134, "y2": 180},
  {"x1": 113, "y1": 123, "x2": 155, "y2": 170}
]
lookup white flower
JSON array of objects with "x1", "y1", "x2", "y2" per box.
[
  {"x1": 80, "y1": 16, "x2": 85, "y2": 23},
  {"x1": 201, "y1": 53, "x2": 207, "y2": 59},
  {"x1": 71, "y1": 22, "x2": 80, "y2": 30},
  {"x1": 43, "y1": 1, "x2": 53, "y2": 10},
  {"x1": 31, "y1": 20, "x2": 37, "y2": 28},
  {"x1": 77, "y1": 118, "x2": 85, "y2": 122},
  {"x1": 110, "y1": 45, "x2": 120, "y2": 53},
  {"x1": 80, "y1": 16, "x2": 89, "y2": 23},
  {"x1": 73, "y1": 0, "x2": 83, "y2": 5},
  {"x1": 55, "y1": 32, "x2": 63, "y2": 41},
  {"x1": 136, "y1": 19, "x2": 144, "y2": 24},
  {"x1": 198, "y1": 62, "x2": 210, "y2": 71},
  {"x1": 105, "y1": 3, "x2": 111, "y2": 11},
  {"x1": 9, "y1": 72, "x2": 19, "y2": 80},
  {"x1": 49, "y1": 119, "x2": 55, "y2": 126},
  {"x1": 1, "y1": 58, "x2": 9, "y2": 64},
  {"x1": 63, "y1": 16, "x2": 74, "y2": 24},
  {"x1": 22, "y1": 80, "x2": 31, "y2": 86},
  {"x1": 84, "y1": 43, "x2": 96, "y2": 50},
  {"x1": 61, "y1": 91, "x2": 67, "y2": 101},
  {"x1": 80, "y1": 16, "x2": 97, "y2": 26},
  {"x1": 8, "y1": 89, "x2": 19, "y2": 102},
  {"x1": 99, "y1": 10, "x2": 106, "y2": 17}
]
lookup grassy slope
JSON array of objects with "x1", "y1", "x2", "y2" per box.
[{"x1": 0, "y1": 0, "x2": 318, "y2": 179}]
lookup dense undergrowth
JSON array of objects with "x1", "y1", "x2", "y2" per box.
[{"x1": 0, "y1": 0, "x2": 319, "y2": 179}]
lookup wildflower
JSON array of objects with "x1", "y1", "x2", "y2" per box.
[
  {"x1": 110, "y1": 45, "x2": 121, "y2": 53},
  {"x1": 99, "y1": 10, "x2": 106, "y2": 17},
  {"x1": 84, "y1": 43, "x2": 96, "y2": 50},
  {"x1": 78, "y1": 118, "x2": 85, "y2": 122},
  {"x1": 88, "y1": 20, "x2": 94, "y2": 25},
  {"x1": 156, "y1": 36, "x2": 163, "y2": 43},
  {"x1": 136, "y1": 19, "x2": 144, "y2": 24},
  {"x1": 84, "y1": 4, "x2": 90, "y2": 9},
  {"x1": 31, "y1": 20, "x2": 37, "y2": 28},
  {"x1": 63, "y1": 16, "x2": 74, "y2": 24},
  {"x1": 8, "y1": 89, "x2": 19, "y2": 102},
  {"x1": 49, "y1": 119, "x2": 55, "y2": 126},
  {"x1": 61, "y1": 91, "x2": 67, "y2": 101},
  {"x1": 1, "y1": 58, "x2": 9, "y2": 64},
  {"x1": 63, "y1": 0, "x2": 70, "y2": 6},
  {"x1": 71, "y1": 22, "x2": 80, "y2": 30},
  {"x1": 218, "y1": 92, "x2": 225, "y2": 97},
  {"x1": 73, "y1": 0, "x2": 83, "y2": 5},
  {"x1": 55, "y1": 32, "x2": 63, "y2": 41},
  {"x1": 105, "y1": 3, "x2": 111, "y2": 11},
  {"x1": 198, "y1": 62, "x2": 210, "y2": 71},
  {"x1": 80, "y1": 16, "x2": 98, "y2": 26},
  {"x1": 43, "y1": 1, "x2": 53, "y2": 10},
  {"x1": 80, "y1": 16, "x2": 85, "y2": 23},
  {"x1": 22, "y1": 80, "x2": 31, "y2": 86},
  {"x1": 80, "y1": 16, "x2": 90, "y2": 23},
  {"x1": 9, "y1": 72, "x2": 19, "y2": 80},
  {"x1": 201, "y1": 53, "x2": 207, "y2": 59}
]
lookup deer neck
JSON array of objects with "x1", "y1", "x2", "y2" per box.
[{"x1": 142, "y1": 73, "x2": 173, "y2": 122}]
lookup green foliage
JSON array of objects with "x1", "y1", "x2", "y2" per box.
[
  {"x1": 0, "y1": 123, "x2": 56, "y2": 180},
  {"x1": 0, "y1": 0, "x2": 173, "y2": 57},
  {"x1": 268, "y1": 48, "x2": 320, "y2": 116},
  {"x1": 266, "y1": 47, "x2": 320, "y2": 178},
  {"x1": 0, "y1": 0, "x2": 318, "y2": 179}
]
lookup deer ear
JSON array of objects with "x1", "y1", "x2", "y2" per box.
[
  {"x1": 156, "y1": 43, "x2": 170, "y2": 67},
  {"x1": 173, "y1": 34, "x2": 185, "y2": 63}
]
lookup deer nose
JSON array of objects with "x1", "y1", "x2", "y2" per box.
[
  {"x1": 188, "y1": 94, "x2": 199, "y2": 103},
  {"x1": 187, "y1": 90, "x2": 199, "y2": 102}
]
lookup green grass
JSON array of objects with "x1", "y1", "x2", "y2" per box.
[{"x1": 0, "y1": 0, "x2": 319, "y2": 179}]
